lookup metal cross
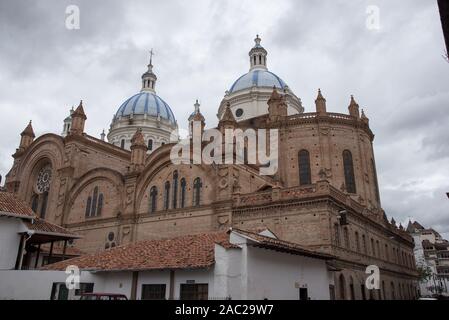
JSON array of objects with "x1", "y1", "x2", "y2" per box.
[{"x1": 149, "y1": 49, "x2": 155, "y2": 65}]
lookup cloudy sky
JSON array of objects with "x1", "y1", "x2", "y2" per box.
[{"x1": 0, "y1": 0, "x2": 448, "y2": 237}]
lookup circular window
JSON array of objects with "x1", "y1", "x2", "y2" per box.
[
  {"x1": 36, "y1": 165, "x2": 52, "y2": 194},
  {"x1": 108, "y1": 232, "x2": 115, "y2": 241},
  {"x1": 235, "y1": 108, "x2": 244, "y2": 117}
]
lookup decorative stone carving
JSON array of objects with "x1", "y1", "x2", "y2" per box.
[{"x1": 36, "y1": 165, "x2": 52, "y2": 194}]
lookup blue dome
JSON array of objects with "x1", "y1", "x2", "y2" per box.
[
  {"x1": 115, "y1": 92, "x2": 176, "y2": 125},
  {"x1": 229, "y1": 69, "x2": 287, "y2": 93}
]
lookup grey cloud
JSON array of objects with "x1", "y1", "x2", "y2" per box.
[{"x1": 0, "y1": 0, "x2": 448, "y2": 239}]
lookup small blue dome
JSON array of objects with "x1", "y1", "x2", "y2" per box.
[
  {"x1": 229, "y1": 70, "x2": 287, "y2": 93},
  {"x1": 115, "y1": 92, "x2": 176, "y2": 125}
]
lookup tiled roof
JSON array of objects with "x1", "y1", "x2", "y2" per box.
[
  {"x1": 43, "y1": 232, "x2": 237, "y2": 272},
  {"x1": 43, "y1": 229, "x2": 333, "y2": 272},
  {"x1": 0, "y1": 191, "x2": 79, "y2": 240},
  {"x1": 0, "y1": 192, "x2": 35, "y2": 218},
  {"x1": 232, "y1": 228, "x2": 335, "y2": 260},
  {"x1": 40, "y1": 246, "x2": 84, "y2": 256},
  {"x1": 24, "y1": 217, "x2": 79, "y2": 238}
]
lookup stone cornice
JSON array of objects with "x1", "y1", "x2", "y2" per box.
[{"x1": 64, "y1": 133, "x2": 131, "y2": 160}]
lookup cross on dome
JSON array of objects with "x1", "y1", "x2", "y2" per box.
[{"x1": 142, "y1": 49, "x2": 157, "y2": 93}]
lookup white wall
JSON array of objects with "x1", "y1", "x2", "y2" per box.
[
  {"x1": 245, "y1": 246, "x2": 330, "y2": 300},
  {"x1": 0, "y1": 217, "x2": 23, "y2": 270},
  {"x1": 0, "y1": 270, "x2": 98, "y2": 300}
]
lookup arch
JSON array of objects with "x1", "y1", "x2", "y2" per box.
[
  {"x1": 193, "y1": 177, "x2": 202, "y2": 207},
  {"x1": 342, "y1": 150, "x2": 356, "y2": 193},
  {"x1": 338, "y1": 274, "x2": 346, "y2": 300},
  {"x1": 180, "y1": 178, "x2": 186, "y2": 208},
  {"x1": 298, "y1": 150, "x2": 311, "y2": 185},
  {"x1": 354, "y1": 231, "x2": 360, "y2": 252},
  {"x1": 172, "y1": 171, "x2": 178, "y2": 209},
  {"x1": 149, "y1": 186, "x2": 157, "y2": 213},
  {"x1": 164, "y1": 181, "x2": 170, "y2": 210},
  {"x1": 390, "y1": 282, "x2": 396, "y2": 300},
  {"x1": 134, "y1": 146, "x2": 215, "y2": 214},
  {"x1": 63, "y1": 168, "x2": 125, "y2": 224},
  {"x1": 349, "y1": 276, "x2": 355, "y2": 300}
]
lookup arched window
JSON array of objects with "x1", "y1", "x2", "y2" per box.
[
  {"x1": 334, "y1": 224, "x2": 340, "y2": 246},
  {"x1": 150, "y1": 186, "x2": 157, "y2": 213},
  {"x1": 259, "y1": 55, "x2": 262, "y2": 64},
  {"x1": 349, "y1": 277, "x2": 355, "y2": 300},
  {"x1": 172, "y1": 171, "x2": 178, "y2": 209},
  {"x1": 371, "y1": 238, "x2": 376, "y2": 257},
  {"x1": 120, "y1": 139, "x2": 125, "y2": 149},
  {"x1": 180, "y1": 178, "x2": 186, "y2": 208},
  {"x1": 376, "y1": 240, "x2": 381, "y2": 259},
  {"x1": 355, "y1": 231, "x2": 360, "y2": 252},
  {"x1": 193, "y1": 177, "x2": 202, "y2": 206},
  {"x1": 298, "y1": 150, "x2": 311, "y2": 185},
  {"x1": 86, "y1": 187, "x2": 103, "y2": 218},
  {"x1": 343, "y1": 150, "x2": 356, "y2": 193},
  {"x1": 40, "y1": 192, "x2": 48, "y2": 219},
  {"x1": 362, "y1": 234, "x2": 367, "y2": 254},
  {"x1": 385, "y1": 244, "x2": 389, "y2": 261},
  {"x1": 85, "y1": 196, "x2": 92, "y2": 217},
  {"x1": 164, "y1": 181, "x2": 170, "y2": 210},
  {"x1": 91, "y1": 187, "x2": 98, "y2": 217},
  {"x1": 339, "y1": 274, "x2": 346, "y2": 300},
  {"x1": 97, "y1": 193, "x2": 104, "y2": 216},
  {"x1": 148, "y1": 139, "x2": 153, "y2": 151},
  {"x1": 391, "y1": 282, "x2": 396, "y2": 300},
  {"x1": 343, "y1": 227, "x2": 349, "y2": 249},
  {"x1": 31, "y1": 194, "x2": 39, "y2": 213}
]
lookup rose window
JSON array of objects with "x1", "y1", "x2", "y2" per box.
[{"x1": 36, "y1": 165, "x2": 52, "y2": 193}]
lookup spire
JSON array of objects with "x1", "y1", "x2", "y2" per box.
[
  {"x1": 72, "y1": 100, "x2": 87, "y2": 119},
  {"x1": 18, "y1": 120, "x2": 35, "y2": 151},
  {"x1": 21, "y1": 120, "x2": 35, "y2": 138},
  {"x1": 361, "y1": 109, "x2": 369, "y2": 124},
  {"x1": 268, "y1": 86, "x2": 287, "y2": 121},
  {"x1": 189, "y1": 100, "x2": 205, "y2": 137},
  {"x1": 131, "y1": 128, "x2": 146, "y2": 147},
  {"x1": 348, "y1": 95, "x2": 360, "y2": 118},
  {"x1": 141, "y1": 49, "x2": 157, "y2": 93},
  {"x1": 70, "y1": 100, "x2": 87, "y2": 135},
  {"x1": 268, "y1": 86, "x2": 282, "y2": 104},
  {"x1": 130, "y1": 128, "x2": 147, "y2": 172},
  {"x1": 221, "y1": 103, "x2": 237, "y2": 124},
  {"x1": 315, "y1": 88, "x2": 327, "y2": 114},
  {"x1": 249, "y1": 35, "x2": 268, "y2": 71}
]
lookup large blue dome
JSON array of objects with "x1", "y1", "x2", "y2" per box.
[
  {"x1": 229, "y1": 69, "x2": 287, "y2": 93},
  {"x1": 115, "y1": 92, "x2": 176, "y2": 125}
]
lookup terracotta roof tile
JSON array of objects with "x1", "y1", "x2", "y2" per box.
[
  {"x1": 24, "y1": 217, "x2": 79, "y2": 238},
  {"x1": 0, "y1": 192, "x2": 35, "y2": 218},
  {"x1": 232, "y1": 228, "x2": 335, "y2": 260},
  {"x1": 43, "y1": 232, "x2": 236, "y2": 272},
  {"x1": 43, "y1": 229, "x2": 333, "y2": 272}
]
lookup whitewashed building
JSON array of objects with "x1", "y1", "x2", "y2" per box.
[{"x1": 0, "y1": 228, "x2": 336, "y2": 300}]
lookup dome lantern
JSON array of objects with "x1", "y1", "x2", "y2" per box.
[
  {"x1": 249, "y1": 35, "x2": 268, "y2": 71},
  {"x1": 141, "y1": 49, "x2": 157, "y2": 93}
]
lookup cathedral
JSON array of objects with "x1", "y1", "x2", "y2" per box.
[{"x1": 4, "y1": 36, "x2": 418, "y2": 300}]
